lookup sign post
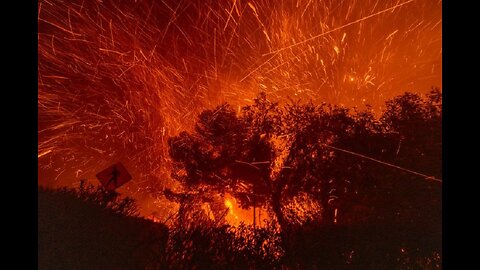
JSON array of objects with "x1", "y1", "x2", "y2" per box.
[{"x1": 96, "y1": 162, "x2": 132, "y2": 190}]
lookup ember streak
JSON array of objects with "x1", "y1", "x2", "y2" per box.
[{"x1": 38, "y1": 0, "x2": 441, "y2": 221}]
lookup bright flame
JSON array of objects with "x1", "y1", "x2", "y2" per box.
[
  {"x1": 38, "y1": 0, "x2": 442, "y2": 219},
  {"x1": 224, "y1": 199, "x2": 234, "y2": 214},
  {"x1": 224, "y1": 197, "x2": 240, "y2": 226},
  {"x1": 222, "y1": 194, "x2": 268, "y2": 227}
]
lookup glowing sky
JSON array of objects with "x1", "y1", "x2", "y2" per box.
[{"x1": 38, "y1": 0, "x2": 441, "y2": 217}]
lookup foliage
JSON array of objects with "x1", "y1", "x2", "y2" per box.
[
  {"x1": 168, "y1": 90, "x2": 442, "y2": 230},
  {"x1": 38, "y1": 185, "x2": 167, "y2": 270},
  {"x1": 39, "y1": 90, "x2": 442, "y2": 269},
  {"x1": 46, "y1": 180, "x2": 139, "y2": 217},
  {"x1": 166, "y1": 220, "x2": 283, "y2": 269}
]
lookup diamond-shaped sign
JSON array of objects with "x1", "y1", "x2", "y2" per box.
[{"x1": 96, "y1": 162, "x2": 132, "y2": 190}]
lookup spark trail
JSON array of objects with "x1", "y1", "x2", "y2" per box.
[
  {"x1": 323, "y1": 144, "x2": 442, "y2": 183},
  {"x1": 241, "y1": 0, "x2": 417, "y2": 82},
  {"x1": 38, "y1": 0, "x2": 442, "y2": 218}
]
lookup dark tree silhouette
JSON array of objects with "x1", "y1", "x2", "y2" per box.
[
  {"x1": 39, "y1": 90, "x2": 442, "y2": 269},
  {"x1": 168, "y1": 90, "x2": 442, "y2": 232}
]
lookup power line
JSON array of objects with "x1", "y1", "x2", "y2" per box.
[
  {"x1": 240, "y1": 0, "x2": 415, "y2": 81},
  {"x1": 265, "y1": 0, "x2": 415, "y2": 55},
  {"x1": 322, "y1": 144, "x2": 442, "y2": 183}
]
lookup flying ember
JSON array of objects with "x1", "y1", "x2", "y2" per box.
[{"x1": 38, "y1": 0, "x2": 441, "y2": 221}]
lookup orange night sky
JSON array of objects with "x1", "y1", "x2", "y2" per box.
[{"x1": 38, "y1": 0, "x2": 441, "y2": 220}]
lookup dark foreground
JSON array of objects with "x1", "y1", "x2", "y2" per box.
[{"x1": 38, "y1": 187, "x2": 440, "y2": 269}]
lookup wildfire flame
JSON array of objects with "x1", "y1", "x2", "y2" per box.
[{"x1": 38, "y1": 0, "x2": 441, "y2": 221}]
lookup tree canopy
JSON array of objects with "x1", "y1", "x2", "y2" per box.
[{"x1": 168, "y1": 89, "x2": 442, "y2": 230}]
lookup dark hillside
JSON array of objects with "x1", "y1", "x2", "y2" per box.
[{"x1": 38, "y1": 187, "x2": 168, "y2": 270}]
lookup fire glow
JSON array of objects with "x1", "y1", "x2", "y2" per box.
[{"x1": 38, "y1": 0, "x2": 441, "y2": 223}]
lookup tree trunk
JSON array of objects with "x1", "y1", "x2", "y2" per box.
[
  {"x1": 272, "y1": 189, "x2": 294, "y2": 259},
  {"x1": 271, "y1": 190, "x2": 286, "y2": 232}
]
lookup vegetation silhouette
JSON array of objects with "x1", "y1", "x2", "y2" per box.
[
  {"x1": 38, "y1": 182, "x2": 169, "y2": 270},
  {"x1": 39, "y1": 89, "x2": 441, "y2": 269},
  {"x1": 168, "y1": 89, "x2": 441, "y2": 228},
  {"x1": 167, "y1": 89, "x2": 441, "y2": 268}
]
